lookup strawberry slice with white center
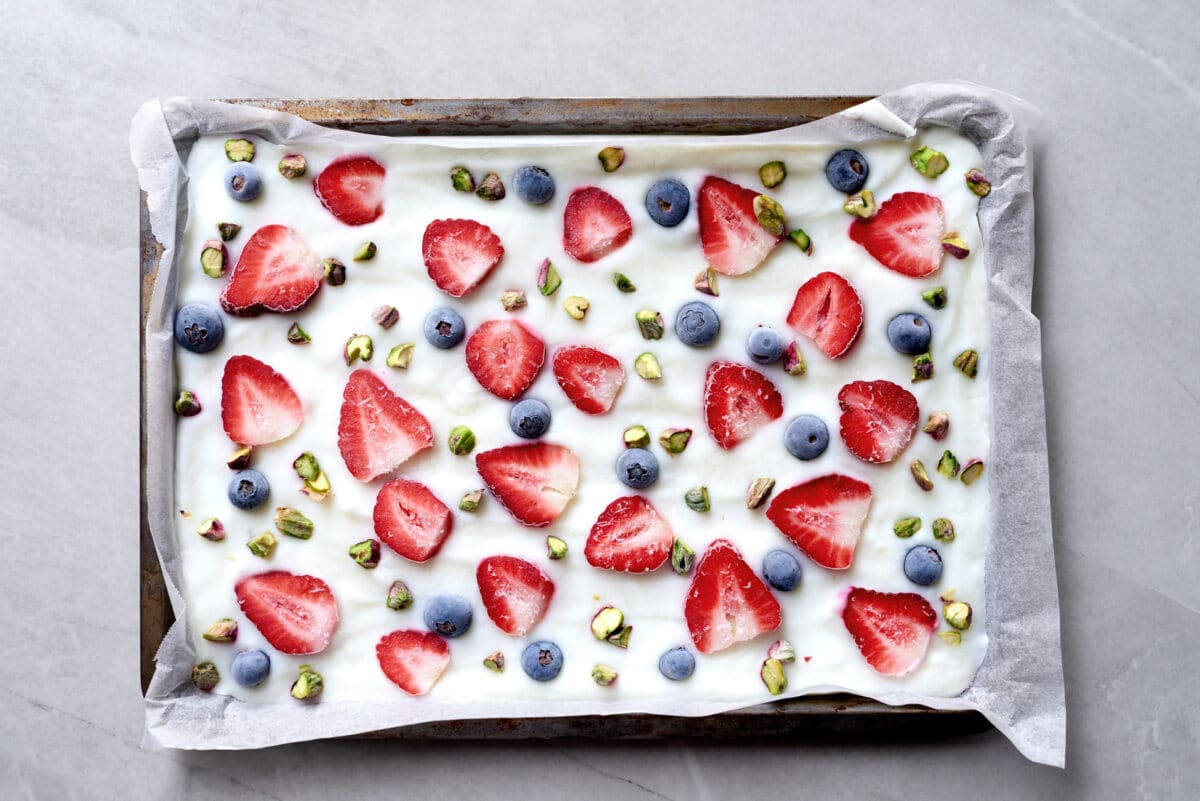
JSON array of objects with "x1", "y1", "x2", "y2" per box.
[
  {"x1": 475, "y1": 442, "x2": 581, "y2": 527},
  {"x1": 838, "y1": 379, "x2": 919, "y2": 464},
  {"x1": 235, "y1": 571, "x2": 339, "y2": 655},
  {"x1": 765, "y1": 474, "x2": 873, "y2": 569},
  {"x1": 337, "y1": 369, "x2": 434, "y2": 481},
  {"x1": 314, "y1": 155, "x2": 386, "y2": 226},
  {"x1": 476, "y1": 555, "x2": 555, "y2": 636},
  {"x1": 786, "y1": 271, "x2": 864, "y2": 359},
  {"x1": 703, "y1": 361, "x2": 784, "y2": 449},
  {"x1": 551, "y1": 345, "x2": 625, "y2": 415},
  {"x1": 220, "y1": 354, "x2": 304, "y2": 445},
  {"x1": 373, "y1": 478, "x2": 454, "y2": 562},
  {"x1": 465, "y1": 319, "x2": 545, "y2": 401},
  {"x1": 219, "y1": 224, "x2": 323, "y2": 315},
  {"x1": 842, "y1": 587, "x2": 938, "y2": 676},
  {"x1": 376, "y1": 629, "x2": 451, "y2": 696},
  {"x1": 423, "y1": 218, "x2": 505, "y2": 297},
  {"x1": 585, "y1": 495, "x2": 674, "y2": 573},
  {"x1": 848, "y1": 191, "x2": 946, "y2": 277},
  {"x1": 562, "y1": 186, "x2": 633, "y2": 263},
  {"x1": 697, "y1": 176, "x2": 783, "y2": 276},
  {"x1": 685, "y1": 538, "x2": 782, "y2": 654}
]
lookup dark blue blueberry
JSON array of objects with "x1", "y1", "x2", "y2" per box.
[
  {"x1": 825, "y1": 148, "x2": 869, "y2": 193},
  {"x1": 423, "y1": 594, "x2": 473, "y2": 638},
  {"x1": 224, "y1": 162, "x2": 263, "y2": 202},
  {"x1": 521, "y1": 640, "x2": 564, "y2": 681},
  {"x1": 230, "y1": 649, "x2": 271, "y2": 687},
  {"x1": 509, "y1": 398, "x2": 551, "y2": 439},
  {"x1": 762, "y1": 549, "x2": 803, "y2": 591},
  {"x1": 784, "y1": 415, "x2": 830, "y2": 461},
  {"x1": 616, "y1": 447, "x2": 659, "y2": 489},
  {"x1": 746, "y1": 326, "x2": 785, "y2": 364},
  {"x1": 228, "y1": 469, "x2": 269, "y2": 510},
  {"x1": 903, "y1": 545, "x2": 943, "y2": 586},
  {"x1": 644, "y1": 178, "x2": 690, "y2": 227},
  {"x1": 886, "y1": 312, "x2": 933, "y2": 355},
  {"x1": 658, "y1": 647, "x2": 696, "y2": 681},
  {"x1": 512, "y1": 165, "x2": 555, "y2": 205},
  {"x1": 675, "y1": 301, "x2": 720, "y2": 347},
  {"x1": 174, "y1": 303, "x2": 224, "y2": 353},
  {"x1": 424, "y1": 307, "x2": 466, "y2": 349}
]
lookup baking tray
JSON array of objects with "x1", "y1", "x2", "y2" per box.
[{"x1": 140, "y1": 96, "x2": 991, "y2": 739}]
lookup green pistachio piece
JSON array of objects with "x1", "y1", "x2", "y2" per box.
[
  {"x1": 200, "y1": 239, "x2": 228, "y2": 278},
  {"x1": 344, "y1": 333, "x2": 373, "y2": 365},
  {"x1": 483, "y1": 652, "x2": 506, "y2": 673},
  {"x1": 922, "y1": 286, "x2": 948, "y2": 310},
  {"x1": 953, "y1": 349, "x2": 979, "y2": 378},
  {"x1": 960, "y1": 459, "x2": 985, "y2": 486},
  {"x1": 226, "y1": 445, "x2": 252, "y2": 470},
  {"x1": 635, "y1": 309, "x2": 664, "y2": 340},
  {"x1": 197, "y1": 517, "x2": 225, "y2": 542},
  {"x1": 768, "y1": 639, "x2": 796, "y2": 663},
  {"x1": 386, "y1": 580, "x2": 413, "y2": 610},
  {"x1": 349, "y1": 538, "x2": 381, "y2": 568},
  {"x1": 450, "y1": 166, "x2": 475, "y2": 192},
  {"x1": 635, "y1": 352, "x2": 662, "y2": 380},
  {"x1": 274, "y1": 507, "x2": 314, "y2": 540},
  {"x1": 202, "y1": 618, "x2": 238, "y2": 643},
  {"x1": 500, "y1": 290, "x2": 528, "y2": 311},
  {"x1": 910, "y1": 460, "x2": 934, "y2": 492},
  {"x1": 843, "y1": 189, "x2": 877, "y2": 218},
  {"x1": 965, "y1": 168, "x2": 992, "y2": 197},
  {"x1": 939, "y1": 630, "x2": 963, "y2": 646},
  {"x1": 753, "y1": 194, "x2": 786, "y2": 236},
  {"x1": 476, "y1": 171, "x2": 505, "y2": 200},
  {"x1": 537, "y1": 258, "x2": 561, "y2": 297},
  {"x1": 893, "y1": 517, "x2": 922, "y2": 538},
  {"x1": 224, "y1": 138, "x2": 255, "y2": 162},
  {"x1": 174, "y1": 390, "x2": 201, "y2": 417},
  {"x1": 590, "y1": 606, "x2": 624, "y2": 641},
  {"x1": 941, "y1": 234, "x2": 970, "y2": 259},
  {"x1": 658, "y1": 427, "x2": 691, "y2": 454},
  {"x1": 564, "y1": 295, "x2": 589, "y2": 320},
  {"x1": 912, "y1": 352, "x2": 934, "y2": 382},
  {"x1": 671, "y1": 537, "x2": 696, "y2": 575},
  {"x1": 759, "y1": 160, "x2": 787, "y2": 189},
  {"x1": 247, "y1": 531, "x2": 278, "y2": 558},
  {"x1": 291, "y1": 664, "x2": 323, "y2": 700},
  {"x1": 746, "y1": 477, "x2": 776, "y2": 510},
  {"x1": 217, "y1": 222, "x2": 242, "y2": 242},
  {"x1": 352, "y1": 241, "x2": 377, "y2": 262},
  {"x1": 937, "y1": 450, "x2": 960, "y2": 479},
  {"x1": 940, "y1": 588, "x2": 957, "y2": 603},
  {"x1": 385, "y1": 343, "x2": 415, "y2": 369},
  {"x1": 287, "y1": 322, "x2": 311, "y2": 344},
  {"x1": 447, "y1": 425, "x2": 476, "y2": 455},
  {"x1": 693, "y1": 266, "x2": 719, "y2": 296},
  {"x1": 684, "y1": 486, "x2": 710, "y2": 513},
  {"x1": 592, "y1": 664, "x2": 619, "y2": 686},
  {"x1": 922, "y1": 411, "x2": 950, "y2": 441},
  {"x1": 191, "y1": 661, "x2": 220, "y2": 692},
  {"x1": 760, "y1": 658, "x2": 787, "y2": 695},
  {"x1": 598, "y1": 146, "x2": 625, "y2": 172},
  {"x1": 300, "y1": 474, "x2": 331, "y2": 502},
  {"x1": 783, "y1": 341, "x2": 807, "y2": 376},
  {"x1": 612, "y1": 272, "x2": 637, "y2": 292},
  {"x1": 910, "y1": 146, "x2": 949, "y2": 178},
  {"x1": 787, "y1": 228, "x2": 813, "y2": 255},
  {"x1": 623, "y1": 424, "x2": 651, "y2": 449},
  {"x1": 546, "y1": 535, "x2": 568, "y2": 560},
  {"x1": 293, "y1": 452, "x2": 321, "y2": 482},
  {"x1": 933, "y1": 517, "x2": 956, "y2": 543},
  {"x1": 323, "y1": 258, "x2": 346, "y2": 286},
  {"x1": 944, "y1": 601, "x2": 972, "y2": 630},
  {"x1": 607, "y1": 625, "x2": 633, "y2": 649},
  {"x1": 459, "y1": 489, "x2": 484, "y2": 512},
  {"x1": 277, "y1": 153, "x2": 307, "y2": 179}
]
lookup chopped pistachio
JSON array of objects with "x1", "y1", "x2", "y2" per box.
[
  {"x1": 940, "y1": 588, "x2": 957, "y2": 603},
  {"x1": 290, "y1": 664, "x2": 323, "y2": 700},
  {"x1": 592, "y1": 664, "x2": 619, "y2": 686},
  {"x1": 563, "y1": 295, "x2": 589, "y2": 320},
  {"x1": 537, "y1": 258, "x2": 561, "y2": 296},
  {"x1": 500, "y1": 289, "x2": 528, "y2": 311},
  {"x1": 590, "y1": 606, "x2": 624, "y2": 641},
  {"x1": 385, "y1": 343, "x2": 415, "y2": 369},
  {"x1": 546, "y1": 535, "x2": 568, "y2": 560},
  {"x1": 922, "y1": 411, "x2": 950, "y2": 441},
  {"x1": 759, "y1": 160, "x2": 787, "y2": 188},
  {"x1": 247, "y1": 531, "x2": 278, "y2": 558},
  {"x1": 635, "y1": 308, "x2": 665, "y2": 339},
  {"x1": 635, "y1": 352, "x2": 662, "y2": 380},
  {"x1": 287, "y1": 322, "x2": 311, "y2": 344},
  {"x1": 226, "y1": 445, "x2": 252, "y2": 470},
  {"x1": 843, "y1": 189, "x2": 877, "y2": 218},
  {"x1": 476, "y1": 171, "x2": 505, "y2": 200},
  {"x1": 910, "y1": 460, "x2": 934, "y2": 491},
  {"x1": 300, "y1": 481, "x2": 330, "y2": 503},
  {"x1": 693, "y1": 266, "x2": 719, "y2": 296},
  {"x1": 191, "y1": 661, "x2": 220, "y2": 692},
  {"x1": 937, "y1": 450, "x2": 960, "y2": 479},
  {"x1": 447, "y1": 425, "x2": 476, "y2": 456},
  {"x1": 939, "y1": 630, "x2": 963, "y2": 646},
  {"x1": 277, "y1": 153, "x2": 307, "y2": 179},
  {"x1": 372, "y1": 304, "x2": 400, "y2": 329},
  {"x1": 910, "y1": 145, "x2": 949, "y2": 178},
  {"x1": 746, "y1": 477, "x2": 776, "y2": 510},
  {"x1": 598, "y1": 146, "x2": 625, "y2": 172},
  {"x1": 459, "y1": 489, "x2": 484, "y2": 512},
  {"x1": 658, "y1": 427, "x2": 691, "y2": 454},
  {"x1": 941, "y1": 234, "x2": 970, "y2": 259},
  {"x1": 217, "y1": 222, "x2": 242, "y2": 242},
  {"x1": 612, "y1": 272, "x2": 637, "y2": 292},
  {"x1": 944, "y1": 601, "x2": 973, "y2": 630},
  {"x1": 353, "y1": 241, "x2": 377, "y2": 262},
  {"x1": 450, "y1": 166, "x2": 475, "y2": 192},
  {"x1": 293, "y1": 452, "x2": 321, "y2": 482},
  {"x1": 174, "y1": 389, "x2": 201, "y2": 417},
  {"x1": 787, "y1": 228, "x2": 813, "y2": 255},
  {"x1": 960, "y1": 459, "x2": 985, "y2": 486},
  {"x1": 224, "y1": 138, "x2": 255, "y2": 162},
  {"x1": 274, "y1": 507, "x2": 314, "y2": 540},
  {"x1": 202, "y1": 618, "x2": 238, "y2": 643},
  {"x1": 607, "y1": 625, "x2": 633, "y2": 649},
  {"x1": 623, "y1": 424, "x2": 651, "y2": 449},
  {"x1": 386, "y1": 580, "x2": 413, "y2": 610},
  {"x1": 323, "y1": 257, "x2": 346, "y2": 286},
  {"x1": 753, "y1": 194, "x2": 786, "y2": 236},
  {"x1": 768, "y1": 639, "x2": 796, "y2": 663},
  {"x1": 953, "y1": 349, "x2": 979, "y2": 378},
  {"x1": 684, "y1": 486, "x2": 710, "y2": 513},
  {"x1": 483, "y1": 652, "x2": 506, "y2": 673},
  {"x1": 344, "y1": 333, "x2": 373, "y2": 365},
  {"x1": 200, "y1": 239, "x2": 228, "y2": 278},
  {"x1": 783, "y1": 340, "x2": 807, "y2": 376},
  {"x1": 671, "y1": 537, "x2": 696, "y2": 575},
  {"x1": 760, "y1": 658, "x2": 787, "y2": 695},
  {"x1": 912, "y1": 352, "x2": 934, "y2": 382},
  {"x1": 197, "y1": 517, "x2": 225, "y2": 542},
  {"x1": 933, "y1": 517, "x2": 956, "y2": 543},
  {"x1": 965, "y1": 168, "x2": 992, "y2": 197},
  {"x1": 349, "y1": 538, "x2": 381, "y2": 568},
  {"x1": 893, "y1": 517, "x2": 922, "y2": 538},
  {"x1": 922, "y1": 286, "x2": 948, "y2": 310}
]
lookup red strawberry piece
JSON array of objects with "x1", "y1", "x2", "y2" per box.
[
  {"x1": 702, "y1": 361, "x2": 784, "y2": 449},
  {"x1": 465, "y1": 319, "x2": 546, "y2": 401},
  {"x1": 476, "y1": 555, "x2": 555, "y2": 636},
  {"x1": 697, "y1": 176, "x2": 783, "y2": 276},
  {"x1": 841, "y1": 587, "x2": 937, "y2": 676},
  {"x1": 376, "y1": 629, "x2": 451, "y2": 696},
  {"x1": 475, "y1": 442, "x2": 581, "y2": 527},
  {"x1": 423, "y1": 218, "x2": 505, "y2": 297},
  {"x1": 838, "y1": 379, "x2": 919, "y2": 464},
  {"x1": 765, "y1": 474, "x2": 873, "y2": 570},
  {"x1": 562, "y1": 186, "x2": 633, "y2": 263},
  {"x1": 785, "y1": 271, "x2": 864, "y2": 359},
  {"x1": 551, "y1": 345, "x2": 625, "y2": 415},
  {"x1": 848, "y1": 191, "x2": 946, "y2": 278},
  {"x1": 219, "y1": 224, "x2": 323, "y2": 315},
  {"x1": 314, "y1": 155, "x2": 385, "y2": 226},
  {"x1": 373, "y1": 478, "x2": 454, "y2": 562},
  {"x1": 235, "y1": 571, "x2": 339, "y2": 655},
  {"x1": 337, "y1": 369, "x2": 433, "y2": 481},
  {"x1": 220, "y1": 354, "x2": 304, "y2": 445},
  {"x1": 585, "y1": 495, "x2": 674, "y2": 573},
  {"x1": 684, "y1": 538, "x2": 782, "y2": 654}
]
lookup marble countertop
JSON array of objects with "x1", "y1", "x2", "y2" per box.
[{"x1": 1, "y1": 1, "x2": 1196, "y2": 798}]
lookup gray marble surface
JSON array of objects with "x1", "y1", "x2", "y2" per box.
[{"x1": 1, "y1": 0, "x2": 1196, "y2": 798}]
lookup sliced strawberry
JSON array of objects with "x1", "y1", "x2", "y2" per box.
[
  {"x1": 376, "y1": 629, "x2": 451, "y2": 696},
  {"x1": 697, "y1": 176, "x2": 783, "y2": 276},
  {"x1": 337, "y1": 369, "x2": 433, "y2": 481},
  {"x1": 235, "y1": 571, "x2": 338, "y2": 655},
  {"x1": 842, "y1": 587, "x2": 937, "y2": 676},
  {"x1": 465, "y1": 319, "x2": 545, "y2": 401},
  {"x1": 703, "y1": 361, "x2": 784, "y2": 449},
  {"x1": 314, "y1": 155, "x2": 385, "y2": 226},
  {"x1": 475, "y1": 442, "x2": 581, "y2": 527},
  {"x1": 220, "y1": 354, "x2": 304, "y2": 445},
  {"x1": 848, "y1": 191, "x2": 946, "y2": 277},
  {"x1": 423, "y1": 218, "x2": 505, "y2": 297},
  {"x1": 562, "y1": 186, "x2": 633, "y2": 263},
  {"x1": 219, "y1": 224, "x2": 322, "y2": 315},
  {"x1": 766, "y1": 474, "x2": 873, "y2": 569},
  {"x1": 551, "y1": 345, "x2": 625, "y2": 415},
  {"x1": 684, "y1": 538, "x2": 782, "y2": 654},
  {"x1": 476, "y1": 555, "x2": 555, "y2": 636},
  {"x1": 786, "y1": 271, "x2": 864, "y2": 359},
  {"x1": 838, "y1": 380, "x2": 919, "y2": 464},
  {"x1": 584, "y1": 495, "x2": 674, "y2": 573},
  {"x1": 373, "y1": 478, "x2": 454, "y2": 562}
]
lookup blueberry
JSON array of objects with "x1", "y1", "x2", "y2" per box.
[
  {"x1": 224, "y1": 162, "x2": 263, "y2": 202},
  {"x1": 825, "y1": 148, "x2": 869, "y2": 193},
  {"x1": 903, "y1": 545, "x2": 943, "y2": 586},
  {"x1": 509, "y1": 398, "x2": 551, "y2": 439},
  {"x1": 230, "y1": 649, "x2": 271, "y2": 687},
  {"x1": 174, "y1": 303, "x2": 224, "y2": 353},
  {"x1": 521, "y1": 640, "x2": 564, "y2": 681},
  {"x1": 424, "y1": 307, "x2": 466, "y2": 349},
  {"x1": 784, "y1": 415, "x2": 830, "y2": 461},
  {"x1": 511, "y1": 165, "x2": 555, "y2": 205},
  {"x1": 228, "y1": 469, "x2": 269, "y2": 510},
  {"x1": 886, "y1": 312, "x2": 933, "y2": 355},
  {"x1": 616, "y1": 447, "x2": 659, "y2": 489},
  {"x1": 675, "y1": 301, "x2": 720, "y2": 347},
  {"x1": 762, "y1": 549, "x2": 803, "y2": 591},
  {"x1": 423, "y1": 594, "x2": 473, "y2": 638},
  {"x1": 658, "y1": 647, "x2": 696, "y2": 681},
  {"x1": 644, "y1": 178, "x2": 690, "y2": 227},
  {"x1": 746, "y1": 326, "x2": 785, "y2": 364}
]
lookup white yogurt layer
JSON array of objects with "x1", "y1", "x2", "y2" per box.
[{"x1": 175, "y1": 127, "x2": 990, "y2": 708}]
